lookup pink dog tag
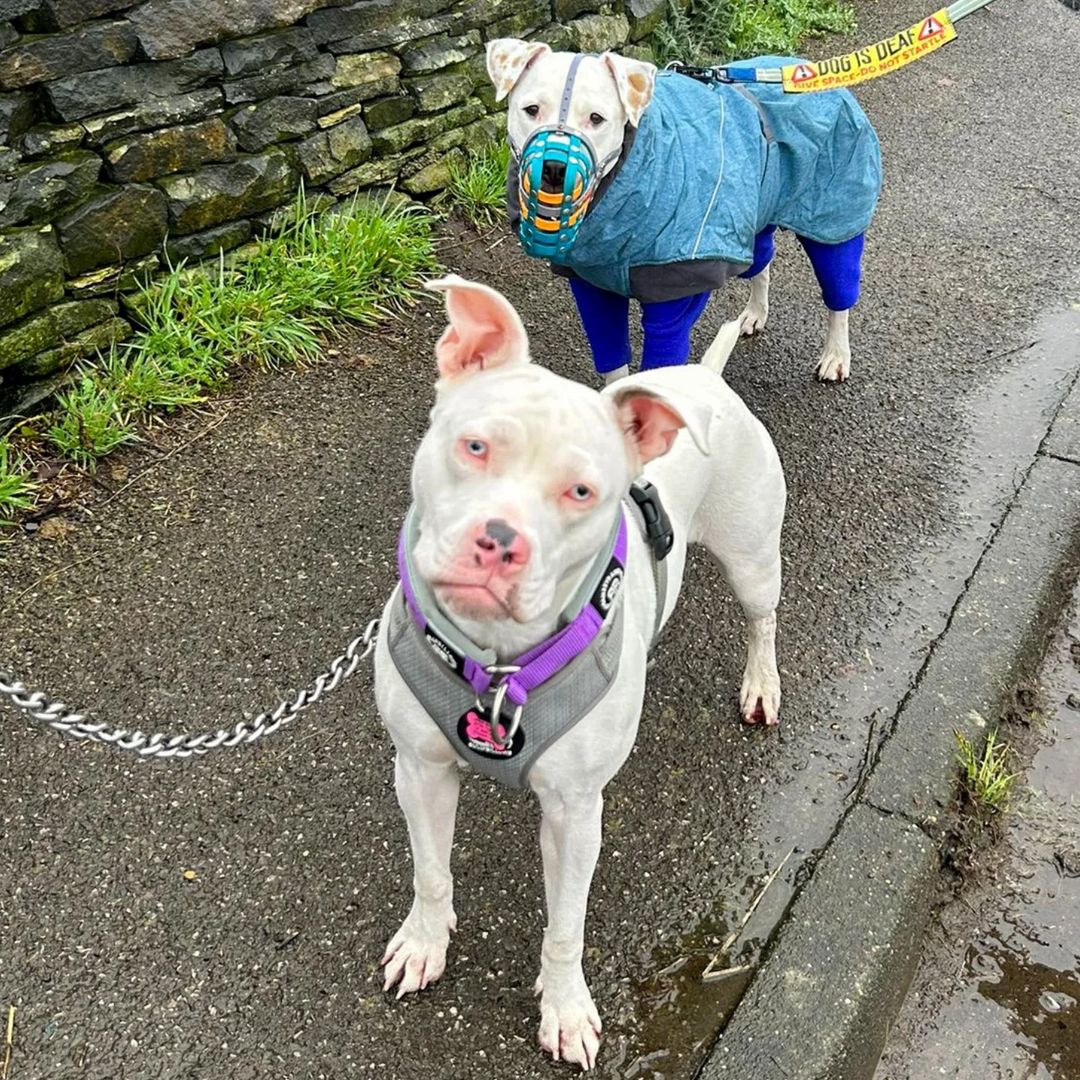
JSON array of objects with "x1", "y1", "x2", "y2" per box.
[{"x1": 457, "y1": 705, "x2": 524, "y2": 759}]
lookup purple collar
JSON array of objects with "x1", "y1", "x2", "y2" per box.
[{"x1": 397, "y1": 509, "x2": 628, "y2": 740}]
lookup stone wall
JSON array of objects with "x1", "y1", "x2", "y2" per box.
[{"x1": 0, "y1": 0, "x2": 664, "y2": 423}]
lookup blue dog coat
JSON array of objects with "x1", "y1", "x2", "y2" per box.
[{"x1": 552, "y1": 60, "x2": 882, "y2": 301}]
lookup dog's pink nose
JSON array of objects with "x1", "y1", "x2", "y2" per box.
[{"x1": 473, "y1": 519, "x2": 529, "y2": 574}]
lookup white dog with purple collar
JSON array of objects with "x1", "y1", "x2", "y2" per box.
[{"x1": 374, "y1": 275, "x2": 786, "y2": 1070}]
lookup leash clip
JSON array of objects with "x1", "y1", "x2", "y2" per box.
[{"x1": 666, "y1": 60, "x2": 733, "y2": 84}]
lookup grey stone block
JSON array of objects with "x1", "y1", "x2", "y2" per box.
[
  {"x1": 865, "y1": 452, "x2": 1080, "y2": 822},
  {"x1": 228, "y1": 96, "x2": 318, "y2": 152},
  {"x1": 296, "y1": 115, "x2": 371, "y2": 185},
  {"x1": 567, "y1": 13, "x2": 631, "y2": 52},
  {"x1": 405, "y1": 71, "x2": 474, "y2": 113},
  {"x1": 220, "y1": 26, "x2": 317, "y2": 78},
  {"x1": 155, "y1": 149, "x2": 296, "y2": 233},
  {"x1": 164, "y1": 219, "x2": 252, "y2": 264},
  {"x1": 16, "y1": 122, "x2": 83, "y2": 158},
  {"x1": 0, "y1": 90, "x2": 33, "y2": 145},
  {"x1": 0, "y1": 226, "x2": 64, "y2": 329},
  {"x1": 57, "y1": 184, "x2": 169, "y2": 274},
  {"x1": 307, "y1": 0, "x2": 450, "y2": 49},
  {"x1": 699, "y1": 805, "x2": 937, "y2": 1080},
  {"x1": 399, "y1": 30, "x2": 482, "y2": 76},
  {"x1": 104, "y1": 118, "x2": 236, "y2": 183},
  {"x1": 81, "y1": 89, "x2": 224, "y2": 148},
  {"x1": 44, "y1": 48, "x2": 224, "y2": 122},
  {"x1": 13, "y1": 315, "x2": 129, "y2": 379},
  {"x1": 222, "y1": 53, "x2": 335, "y2": 106},
  {"x1": 0, "y1": 18, "x2": 136, "y2": 89},
  {"x1": 0, "y1": 149, "x2": 102, "y2": 227},
  {"x1": 370, "y1": 99, "x2": 484, "y2": 154},
  {"x1": 362, "y1": 94, "x2": 415, "y2": 131},
  {"x1": 626, "y1": 0, "x2": 668, "y2": 41},
  {"x1": 19, "y1": 0, "x2": 138, "y2": 32},
  {"x1": 0, "y1": 298, "x2": 115, "y2": 373},
  {"x1": 127, "y1": 0, "x2": 328, "y2": 61}
]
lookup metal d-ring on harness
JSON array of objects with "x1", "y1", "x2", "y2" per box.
[{"x1": 0, "y1": 619, "x2": 380, "y2": 759}]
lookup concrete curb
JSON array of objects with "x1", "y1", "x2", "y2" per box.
[{"x1": 697, "y1": 321, "x2": 1080, "y2": 1079}]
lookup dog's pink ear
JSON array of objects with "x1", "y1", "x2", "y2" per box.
[
  {"x1": 425, "y1": 275, "x2": 530, "y2": 382},
  {"x1": 486, "y1": 37, "x2": 551, "y2": 102},
  {"x1": 601, "y1": 52, "x2": 657, "y2": 127},
  {"x1": 607, "y1": 383, "x2": 713, "y2": 468}
]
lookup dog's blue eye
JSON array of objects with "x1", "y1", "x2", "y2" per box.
[
  {"x1": 466, "y1": 439, "x2": 487, "y2": 456},
  {"x1": 568, "y1": 484, "x2": 593, "y2": 502}
]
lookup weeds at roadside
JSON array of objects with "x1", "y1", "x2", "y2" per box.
[
  {"x1": 0, "y1": 441, "x2": 37, "y2": 526},
  {"x1": 956, "y1": 729, "x2": 1017, "y2": 813},
  {"x1": 4, "y1": 189, "x2": 436, "y2": 513},
  {"x1": 445, "y1": 142, "x2": 510, "y2": 230},
  {"x1": 653, "y1": 0, "x2": 856, "y2": 67}
]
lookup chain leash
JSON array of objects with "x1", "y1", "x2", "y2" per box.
[{"x1": 0, "y1": 618, "x2": 380, "y2": 760}]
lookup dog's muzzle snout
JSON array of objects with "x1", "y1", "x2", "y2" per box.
[
  {"x1": 541, "y1": 160, "x2": 566, "y2": 192},
  {"x1": 473, "y1": 519, "x2": 530, "y2": 574}
]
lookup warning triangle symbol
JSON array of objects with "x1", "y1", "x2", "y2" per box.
[
  {"x1": 791, "y1": 64, "x2": 816, "y2": 82},
  {"x1": 918, "y1": 15, "x2": 943, "y2": 39}
]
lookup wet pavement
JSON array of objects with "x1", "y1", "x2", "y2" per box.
[
  {"x1": 2, "y1": 1, "x2": 1080, "y2": 1077},
  {"x1": 874, "y1": 595, "x2": 1080, "y2": 1080}
]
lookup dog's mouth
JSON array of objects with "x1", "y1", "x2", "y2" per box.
[{"x1": 433, "y1": 581, "x2": 516, "y2": 621}]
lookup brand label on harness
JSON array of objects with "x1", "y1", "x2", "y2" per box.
[
  {"x1": 590, "y1": 556, "x2": 625, "y2": 618},
  {"x1": 781, "y1": 7, "x2": 956, "y2": 92}
]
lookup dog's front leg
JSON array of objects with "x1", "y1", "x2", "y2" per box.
[
  {"x1": 382, "y1": 750, "x2": 460, "y2": 997},
  {"x1": 533, "y1": 785, "x2": 604, "y2": 1071},
  {"x1": 816, "y1": 307, "x2": 851, "y2": 381},
  {"x1": 738, "y1": 263, "x2": 770, "y2": 336}
]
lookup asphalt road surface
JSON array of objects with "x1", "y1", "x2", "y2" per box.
[{"x1": 2, "y1": 1, "x2": 1080, "y2": 1077}]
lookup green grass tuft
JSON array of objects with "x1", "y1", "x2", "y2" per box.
[
  {"x1": 654, "y1": 0, "x2": 857, "y2": 67},
  {"x1": 446, "y1": 143, "x2": 511, "y2": 230},
  {"x1": 45, "y1": 374, "x2": 137, "y2": 468},
  {"x1": 956, "y1": 729, "x2": 1018, "y2": 812},
  {"x1": 30, "y1": 188, "x2": 437, "y2": 472},
  {"x1": 0, "y1": 439, "x2": 38, "y2": 524}
]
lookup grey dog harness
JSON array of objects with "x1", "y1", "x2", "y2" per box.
[{"x1": 386, "y1": 484, "x2": 671, "y2": 789}]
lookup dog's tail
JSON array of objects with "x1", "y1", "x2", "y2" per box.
[{"x1": 700, "y1": 319, "x2": 741, "y2": 376}]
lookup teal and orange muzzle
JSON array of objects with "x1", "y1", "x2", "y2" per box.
[
  {"x1": 512, "y1": 54, "x2": 621, "y2": 262},
  {"x1": 517, "y1": 128, "x2": 597, "y2": 260}
]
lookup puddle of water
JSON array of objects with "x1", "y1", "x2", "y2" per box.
[
  {"x1": 607, "y1": 310, "x2": 1080, "y2": 1077},
  {"x1": 875, "y1": 599, "x2": 1080, "y2": 1080}
]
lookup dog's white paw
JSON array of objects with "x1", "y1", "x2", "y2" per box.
[
  {"x1": 738, "y1": 301, "x2": 769, "y2": 337},
  {"x1": 381, "y1": 910, "x2": 456, "y2": 998},
  {"x1": 740, "y1": 669, "x2": 781, "y2": 727},
  {"x1": 816, "y1": 341, "x2": 851, "y2": 382},
  {"x1": 538, "y1": 989, "x2": 602, "y2": 1071}
]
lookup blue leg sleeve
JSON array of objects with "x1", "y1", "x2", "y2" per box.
[
  {"x1": 568, "y1": 276, "x2": 632, "y2": 375},
  {"x1": 738, "y1": 225, "x2": 777, "y2": 280},
  {"x1": 798, "y1": 233, "x2": 866, "y2": 311},
  {"x1": 640, "y1": 291, "x2": 710, "y2": 370}
]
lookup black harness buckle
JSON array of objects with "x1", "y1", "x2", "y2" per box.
[{"x1": 628, "y1": 481, "x2": 674, "y2": 563}]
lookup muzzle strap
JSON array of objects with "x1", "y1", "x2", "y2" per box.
[{"x1": 558, "y1": 53, "x2": 586, "y2": 127}]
